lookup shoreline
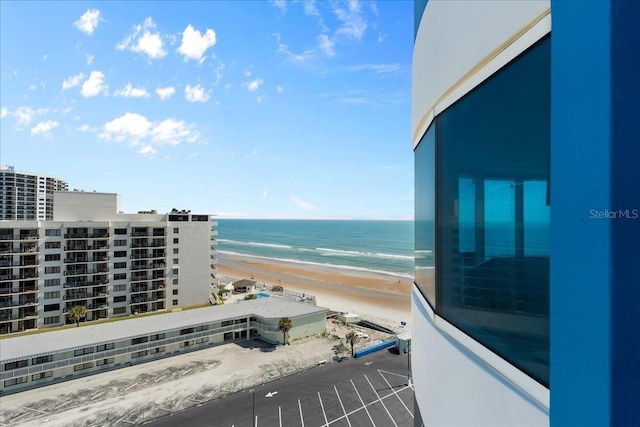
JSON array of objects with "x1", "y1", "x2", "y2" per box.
[{"x1": 216, "y1": 252, "x2": 413, "y2": 330}]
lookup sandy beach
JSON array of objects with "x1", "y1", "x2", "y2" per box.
[{"x1": 216, "y1": 252, "x2": 413, "y2": 329}]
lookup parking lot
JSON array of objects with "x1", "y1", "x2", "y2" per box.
[{"x1": 147, "y1": 350, "x2": 414, "y2": 427}]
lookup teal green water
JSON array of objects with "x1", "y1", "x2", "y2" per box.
[{"x1": 217, "y1": 219, "x2": 414, "y2": 278}]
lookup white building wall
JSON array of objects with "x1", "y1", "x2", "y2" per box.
[
  {"x1": 170, "y1": 221, "x2": 213, "y2": 307},
  {"x1": 412, "y1": 0, "x2": 550, "y2": 143},
  {"x1": 53, "y1": 192, "x2": 122, "y2": 221},
  {"x1": 412, "y1": 292, "x2": 548, "y2": 426}
]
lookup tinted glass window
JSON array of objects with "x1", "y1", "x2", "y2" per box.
[{"x1": 435, "y1": 36, "x2": 550, "y2": 386}]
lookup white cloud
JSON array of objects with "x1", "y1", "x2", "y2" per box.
[
  {"x1": 30, "y1": 120, "x2": 59, "y2": 137},
  {"x1": 263, "y1": 190, "x2": 268, "y2": 198},
  {"x1": 277, "y1": 43, "x2": 315, "y2": 63},
  {"x1": 290, "y1": 195, "x2": 316, "y2": 211},
  {"x1": 81, "y1": 71, "x2": 107, "y2": 97},
  {"x1": 213, "y1": 63, "x2": 225, "y2": 85},
  {"x1": 0, "y1": 108, "x2": 7, "y2": 119},
  {"x1": 271, "y1": 0, "x2": 287, "y2": 13},
  {"x1": 13, "y1": 106, "x2": 48, "y2": 126},
  {"x1": 114, "y1": 83, "x2": 150, "y2": 98},
  {"x1": 138, "y1": 145, "x2": 157, "y2": 157},
  {"x1": 184, "y1": 84, "x2": 210, "y2": 102},
  {"x1": 117, "y1": 18, "x2": 166, "y2": 59},
  {"x1": 62, "y1": 73, "x2": 85, "y2": 91},
  {"x1": 244, "y1": 70, "x2": 252, "y2": 77},
  {"x1": 99, "y1": 112, "x2": 199, "y2": 157},
  {"x1": 177, "y1": 24, "x2": 217, "y2": 62},
  {"x1": 74, "y1": 9, "x2": 103, "y2": 35},
  {"x1": 346, "y1": 63, "x2": 401, "y2": 73},
  {"x1": 246, "y1": 78, "x2": 264, "y2": 93},
  {"x1": 76, "y1": 124, "x2": 93, "y2": 132},
  {"x1": 151, "y1": 118, "x2": 199, "y2": 145},
  {"x1": 86, "y1": 54, "x2": 94, "y2": 65},
  {"x1": 42, "y1": 54, "x2": 48, "y2": 61},
  {"x1": 333, "y1": 2, "x2": 367, "y2": 40},
  {"x1": 156, "y1": 86, "x2": 176, "y2": 100},
  {"x1": 277, "y1": 85, "x2": 284, "y2": 93},
  {"x1": 99, "y1": 112, "x2": 152, "y2": 142},
  {"x1": 304, "y1": 1, "x2": 320, "y2": 16},
  {"x1": 318, "y1": 34, "x2": 335, "y2": 57}
]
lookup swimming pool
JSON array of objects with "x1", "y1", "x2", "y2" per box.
[{"x1": 255, "y1": 292, "x2": 270, "y2": 299}]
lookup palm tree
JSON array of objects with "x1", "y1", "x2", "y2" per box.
[
  {"x1": 244, "y1": 293, "x2": 257, "y2": 300},
  {"x1": 278, "y1": 317, "x2": 292, "y2": 345},
  {"x1": 345, "y1": 331, "x2": 358, "y2": 357},
  {"x1": 67, "y1": 305, "x2": 87, "y2": 327}
]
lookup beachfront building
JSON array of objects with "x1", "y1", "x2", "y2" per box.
[
  {"x1": 0, "y1": 165, "x2": 68, "y2": 221},
  {"x1": 412, "y1": 1, "x2": 639, "y2": 426},
  {"x1": 0, "y1": 298, "x2": 328, "y2": 394},
  {"x1": 0, "y1": 191, "x2": 218, "y2": 335}
]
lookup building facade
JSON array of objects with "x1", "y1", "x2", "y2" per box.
[
  {"x1": 412, "y1": 1, "x2": 639, "y2": 426},
  {"x1": 0, "y1": 191, "x2": 218, "y2": 335},
  {"x1": 0, "y1": 165, "x2": 68, "y2": 221},
  {"x1": 0, "y1": 299, "x2": 328, "y2": 394}
]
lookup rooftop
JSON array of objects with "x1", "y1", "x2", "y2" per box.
[{"x1": 0, "y1": 298, "x2": 328, "y2": 362}]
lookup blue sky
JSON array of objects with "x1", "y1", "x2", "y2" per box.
[{"x1": 0, "y1": 1, "x2": 413, "y2": 219}]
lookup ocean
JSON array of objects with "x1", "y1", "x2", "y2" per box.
[{"x1": 216, "y1": 219, "x2": 415, "y2": 278}]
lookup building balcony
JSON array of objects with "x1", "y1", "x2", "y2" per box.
[
  {"x1": 64, "y1": 257, "x2": 89, "y2": 264},
  {"x1": 0, "y1": 298, "x2": 38, "y2": 308},
  {"x1": 0, "y1": 234, "x2": 39, "y2": 241},
  {"x1": 64, "y1": 245, "x2": 88, "y2": 251},
  {"x1": 0, "y1": 312, "x2": 38, "y2": 322},
  {"x1": 64, "y1": 233, "x2": 89, "y2": 239},
  {"x1": 63, "y1": 279, "x2": 109, "y2": 288},
  {"x1": 64, "y1": 292, "x2": 108, "y2": 301},
  {"x1": 0, "y1": 259, "x2": 39, "y2": 267},
  {"x1": 0, "y1": 273, "x2": 39, "y2": 281},
  {"x1": 131, "y1": 263, "x2": 166, "y2": 271},
  {"x1": 0, "y1": 246, "x2": 39, "y2": 254},
  {"x1": 0, "y1": 287, "x2": 38, "y2": 295}
]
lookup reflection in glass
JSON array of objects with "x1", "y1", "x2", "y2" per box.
[
  {"x1": 415, "y1": 125, "x2": 436, "y2": 308},
  {"x1": 435, "y1": 36, "x2": 550, "y2": 386}
]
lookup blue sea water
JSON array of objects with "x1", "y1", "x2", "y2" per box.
[{"x1": 216, "y1": 219, "x2": 415, "y2": 278}]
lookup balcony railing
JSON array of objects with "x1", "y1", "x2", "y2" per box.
[
  {"x1": 0, "y1": 273, "x2": 39, "y2": 281},
  {"x1": 63, "y1": 279, "x2": 109, "y2": 288},
  {"x1": 64, "y1": 292, "x2": 108, "y2": 301},
  {"x1": 0, "y1": 260, "x2": 39, "y2": 267},
  {"x1": 0, "y1": 287, "x2": 38, "y2": 295},
  {"x1": 0, "y1": 246, "x2": 39, "y2": 254},
  {"x1": 0, "y1": 312, "x2": 38, "y2": 322},
  {"x1": 0, "y1": 234, "x2": 39, "y2": 241},
  {"x1": 0, "y1": 299, "x2": 38, "y2": 308},
  {"x1": 64, "y1": 233, "x2": 89, "y2": 239}
]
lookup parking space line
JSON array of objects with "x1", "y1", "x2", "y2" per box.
[
  {"x1": 334, "y1": 385, "x2": 353, "y2": 427},
  {"x1": 298, "y1": 399, "x2": 305, "y2": 427},
  {"x1": 326, "y1": 384, "x2": 413, "y2": 426},
  {"x1": 364, "y1": 375, "x2": 398, "y2": 427},
  {"x1": 318, "y1": 392, "x2": 329, "y2": 426},
  {"x1": 279, "y1": 406, "x2": 282, "y2": 427},
  {"x1": 351, "y1": 379, "x2": 376, "y2": 426},
  {"x1": 377, "y1": 370, "x2": 414, "y2": 418}
]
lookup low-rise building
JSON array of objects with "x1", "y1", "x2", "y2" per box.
[{"x1": 0, "y1": 297, "x2": 327, "y2": 394}]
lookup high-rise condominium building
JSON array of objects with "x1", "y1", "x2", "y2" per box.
[
  {"x1": 0, "y1": 191, "x2": 218, "y2": 335},
  {"x1": 412, "y1": 1, "x2": 638, "y2": 426},
  {"x1": 0, "y1": 165, "x2": 68, "y2": 221}
]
